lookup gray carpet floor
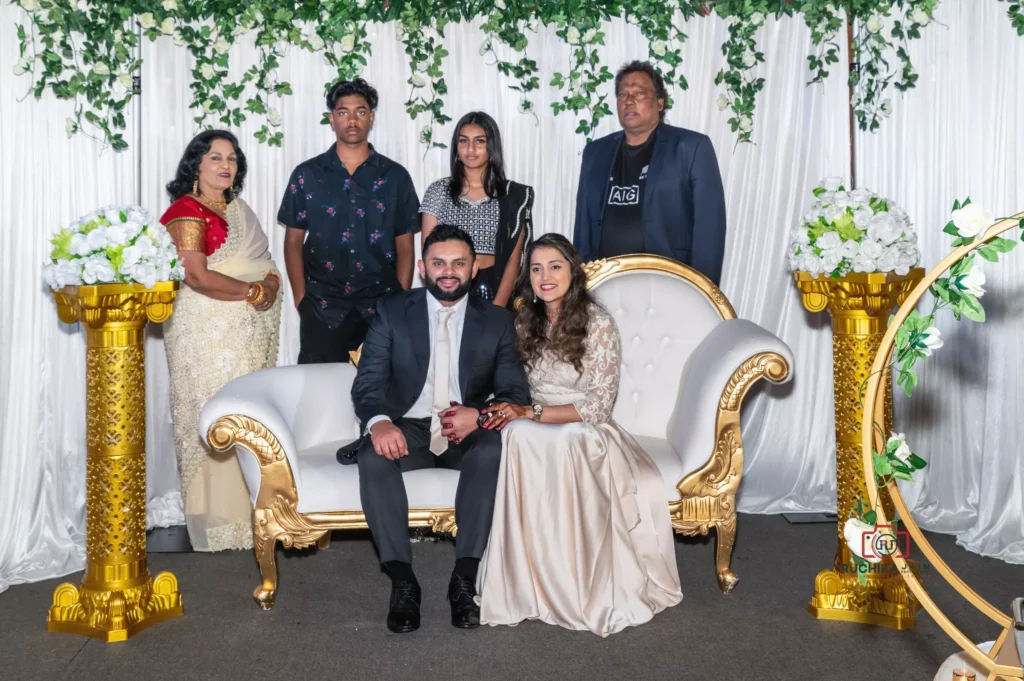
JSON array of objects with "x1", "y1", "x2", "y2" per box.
[{"x1": 1, "y1": 514, "x2": 1021, "y2": 681}]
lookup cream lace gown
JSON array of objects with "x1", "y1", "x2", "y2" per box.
[
  {"x1": 164, "y1": 198, "x2": 281, "y2": 551},
  {"x1": 478, "y1": 305, "x2": 682, "y2": 636}
]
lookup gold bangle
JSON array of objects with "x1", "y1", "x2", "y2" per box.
[
  {"x1": 265, "y1": 271, "x2": 281, "y2": 284},
  {"x1": 246, "y1": 282, "x2": 264, "y2": 305}
]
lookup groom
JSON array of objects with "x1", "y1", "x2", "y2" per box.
[{"x1": 351, "y1": 224, "x2": 531, "y2": 634}]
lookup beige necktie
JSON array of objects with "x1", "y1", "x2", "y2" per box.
[{"x1": 429, "y1": 308, "x2": 455, "y2": 455}]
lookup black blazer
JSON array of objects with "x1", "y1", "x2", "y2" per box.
[
  {"x1": 351, "y1": 288, "x2": 531, "y2": 425},
  {"x1": 572, "y1": 122, "x2": 727, "y2": 285}
]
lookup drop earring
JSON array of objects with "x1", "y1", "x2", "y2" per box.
[{"x1": 192, "y1": 178, "x2": 199, "y2": 194}]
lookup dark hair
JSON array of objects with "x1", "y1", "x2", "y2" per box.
[
  {"x1": 514, "y1": 233, "x2": 593, "y2": 373},
  {"x1": 423, "y1": 224, "x2": 476, "y2": 260},
  {"x1": 448, "y1": 111, "x2": 508, "y2": 203},
  {"x1": 614, "y1": 60, "x2": 669, "y2": 121},
  {"x1": 166, "y1": 129, "x2": 247, "y2": 203},
  {"x1": 326, "y1": 78, "x2": 379, "y2": 111}
]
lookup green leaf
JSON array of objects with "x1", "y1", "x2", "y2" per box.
[
  {"x1": 873, "y1": 452, "x2": 893, "y2": 478},
  {"x1": 863, "y1": 510, "x2": 877, "y2": 526},
  {"x1": 961, "y1": 293, "x2": 985, "y2": 322},
  {"x1": 892, "y1": 470, "x2": 915, "y2": 482},
  {"x1": 978, "y1": 245, "x2": 1000, "y2": 262},
  {"x1": 908, "y1": 453, "x2": 928, "y2": 470},
  {"x1": 943, "y1": 221, "x2": 959, "y2": 236}
]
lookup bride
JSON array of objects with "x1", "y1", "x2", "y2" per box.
[{"x1": 477, "y1": 233, "x2": 682, "y2": 636}]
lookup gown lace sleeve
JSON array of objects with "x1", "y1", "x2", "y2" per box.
[{"x1": 572, "y1": 306, "x2": 622, "y2": 424}]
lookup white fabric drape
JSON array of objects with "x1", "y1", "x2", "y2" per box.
[
  {"x1": 856, "y1": 1, "x2": 1024, "y2": 563},
  {"x1": 1, "y1": 1, "x2": 1020, "y2": 594}
]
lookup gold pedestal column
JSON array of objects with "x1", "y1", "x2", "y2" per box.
[
  {"x1": 47, "y1": 282, "x2": 183, "y2": 642},
  {"x1": 795, "y1": 270, "x2": 924, "y2": 629}
]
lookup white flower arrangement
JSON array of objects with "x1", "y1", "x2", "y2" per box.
[
  {"x1": 789, "y1": 178, "x2": 920, "y2": 278},
  {"x1": 43, "y1": 205, "x2": 184, "y2": 290}
]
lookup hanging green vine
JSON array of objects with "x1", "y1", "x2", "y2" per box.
[{"x1": 9, "y1": 1, "x2": 1022, "y2": 151}]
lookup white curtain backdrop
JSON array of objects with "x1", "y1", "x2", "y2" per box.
[{"x1": 1, "y1": 0, "x2": 1020, "y2": 594}]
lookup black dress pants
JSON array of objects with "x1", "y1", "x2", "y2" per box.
[{"x1": 297, "y1": 301, "x2": 369, "y2": 365}]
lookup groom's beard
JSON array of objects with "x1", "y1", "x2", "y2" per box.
[{"x1": 425, "y1": 272, "x2": 473, "y2": 302}]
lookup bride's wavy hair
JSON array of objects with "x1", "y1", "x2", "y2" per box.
[{"x1": 514, "y1": 233, "x2": 592, "y2": 374}]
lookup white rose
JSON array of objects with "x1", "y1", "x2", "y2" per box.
[
  {"x1": 911, "y1": 8, "x2": 929, "y2": 25},
  {"x1": 738, "y1": 117, "x2": 753, "y2": 133},
  {"x1": 82, "y1": 256, "x2": 115, "y2": 284},
  {"x1": 792, "y1": 227, "x2": 811, "y2": 246},
  {"x1": 173, "y1": 29, "x2": 186, "y2": 47},
  {"x1": 850, "y1": 188, "x2": 873, "y2": 204},
  {"x1": 566, "y1": 27, "x2": 580, "y2": 44},
  {"x1": 105, "y1": 224, "x2": 131, "y2": 246},
  {"x1": 410, "y1": 74, "x2": 426, "y2": 88},
  {"x1": 816, "y1": 231, "x2": 842, "y2": 251},
  {"x1": 853, "y1": 207, "x2": 874, "y2": 228},
  {"x1": 139, "y1": 12, "x2": 156, "y2": 29},
  {"x1": 824, "y1": 205, "x2": 845, "y2": 223},
  {"x1": 822, "y1": 176, "x2": 844, "y2": 192},
  {"x1": 840, "y1": 239, "x2": 861, "y2": 258},
  {"x1": 308, "y1": 34, "x2": 324, "y2": 51},
  {"x1": 131, "y1": 261, "x2": 158, "y2": 289},
  {"x1": 163, "y1": 0, "x2": 177, "y2": 10},
  {"x1": 751, "y1": 12, "x2": 765, "y2": 26},
  {"x1": 717, "y1": 95, "x2": 729, "y2": 111},
  {"x1": 495, "y1": 0, "x2": 506, "y2": 8},
  {"x1": 880, "y1": 99, "x2": 892, "y2": 118},
  {"x1": 844, "y1": 518, "x2": 882, "y2": 563},
  {"x1": 21, "y1": 0, "x2": 40, "y2": 10},
  {"x1": 268, "y1": 107, "x2": 281, "y2": 126},
  {"x1": 161, "y1": 17, "x2": 174, "y2": 34},
  {"x1": 867, "y1": 212, "x2": 903, "y2": 246},
  {"x1": 70, "y1": 233, "x2": 93, "y2": 257},
  {"x1": 200, "y1": 63, "x2": 215, "y2": 80},
  {"x1": 93, "y1": 62, "x2": 110, "y2": 76},
  {"x1": 340, "y1": 33, "x2": 355, "y2": 53},
  {"x1": 13, "y1": 58, "x2": 31, "y2": 76},
  {"x1": 742, "y1": 51, "x2": 756, "y2": 68},
  {"x1": 583, "y1": 28, "x2": 597, "y2": 43},
  {"x1": 919, "y1": 326, "x2": 943, "y2": 357},
  {"x1": 875, "y1": 246, "x2": 901, "y2": 272},
  {"x1": 866, "y1": 15, "x2": 883, "y2": 33},
  {"x1": 951, "y1": 203, "x2": 993, "y2": 239},
  {"x1": 202, "y1": 99, "x2": 214, "y2": 113},
  {"x1": 958, "y1": 266, "x2": 986, "y2": 298},
  {"x1": 800, "y1": 253, "x2": 824, "y2": 276},
  {"x1": 118, "y1": 72, "x2": 134, "y2": 89},
  {"x1": 852, "y1": 254, "x2": 877, "y2": 273},
  {"x1": 214, "y1": 38, "x2": 230, "y2": 54},
  {"x1": 652, "y1": 41, "x2": 667, "y2": 57},
  {"x1": 886, "y1": 433, "x2": 911, "y2": 464},
  {"x1": 833, "y1": 191, "x2": 853, "y2": 209},
  {"x1": 65, "y1": 118, "x2": 77, "y2": 138},
  {"x1": 820, "y1": 250, "x2": 844, "y2": 273},
  {"x1": 860, "y1": 240, "x2": 884, "y2": 260}
]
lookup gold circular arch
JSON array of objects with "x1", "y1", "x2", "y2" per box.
[{"x1": 860, "y1": 210, "x2": 1024, "y2": 679}]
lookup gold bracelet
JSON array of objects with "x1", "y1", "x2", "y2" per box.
[
  {"x1": 265, "y1": 270, "x2": 281, "y2": 284},
  {"x1": 246, "y1": 282, "x2": 264, "y2": 305}
]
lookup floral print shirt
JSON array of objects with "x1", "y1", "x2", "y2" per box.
[{"x1": 278, "y1": 144, "x2": 420, "y2": 328}]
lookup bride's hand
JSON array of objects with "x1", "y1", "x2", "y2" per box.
[
  {"x1": 255, "y1": 275, "x2": 279, "y2": 311},
  {"x1": 481, "y1": 402, "x2": 531, "y2": 430}
]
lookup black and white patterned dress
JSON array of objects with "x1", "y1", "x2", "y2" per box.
[{"x1": 419, "y1": 178, "x2": 501, "y2": 255}]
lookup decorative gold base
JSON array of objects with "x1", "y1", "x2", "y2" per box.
[
  {"x1": 47, "y1": 572, "x2": 183, "y2": 642},
  {"x1": 808, "y1": 554, "x2": 920, "y2": 629}
]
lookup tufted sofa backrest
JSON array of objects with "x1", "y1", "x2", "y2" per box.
[{"x1": 586, "y1": 256, "x2": 732, "y2": 439}]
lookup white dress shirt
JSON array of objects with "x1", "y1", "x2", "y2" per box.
[{"x1": 367, "y1": 293, "x2": 468, "y2": 430}]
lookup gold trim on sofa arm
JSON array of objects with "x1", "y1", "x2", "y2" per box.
[{"x1": 208, "y1": 416, "x2": 457, "y2": 610}]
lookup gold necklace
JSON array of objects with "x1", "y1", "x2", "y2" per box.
[{"x1": 196, "y1": 191, "x2": 227, "y2": 212}]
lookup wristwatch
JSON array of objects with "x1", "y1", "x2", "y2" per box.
[{"x1": 532, "y1": 404, "x2": 543, "y2": 421}]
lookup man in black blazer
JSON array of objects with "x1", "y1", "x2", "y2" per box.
[
  {"x1": 351, "y1": 224, "x2": 530, "y2": 634},
  {"x1": 573, "y1": 60, "x2": 728, "y2": 285}
]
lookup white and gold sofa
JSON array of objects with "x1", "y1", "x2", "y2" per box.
[{"x1": 199, "y1": 255, "x2": 793, "y2": 609}]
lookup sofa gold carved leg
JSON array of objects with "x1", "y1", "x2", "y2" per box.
[
  {"x1": 316, "y1": 533, "x2": 332, "y2": 550},
  {"x1": 252, "y1": 510, "x2": 280, "y2": 611},
  {"x1": 714, "y1": 509, "x2": 739, "y2": 593}
]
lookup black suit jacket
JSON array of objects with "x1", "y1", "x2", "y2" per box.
[
  {"x1": 351, "y1": 288, "x2": 531, "y2": 426},
  {"x1": 572, "y1": 122, "x2": 727, "y2": 285}
]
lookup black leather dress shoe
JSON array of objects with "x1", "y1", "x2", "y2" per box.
[
  {"x1": 448, "y1": 573, "x2": 480, "y2": 629},
  {"x1": 387, "y1": 580, "x2": 421, "y2": 634}
]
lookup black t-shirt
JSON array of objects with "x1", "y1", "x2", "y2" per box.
[{"x1": 598, "y1": 130, "x2": 656, "y2": 258}]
